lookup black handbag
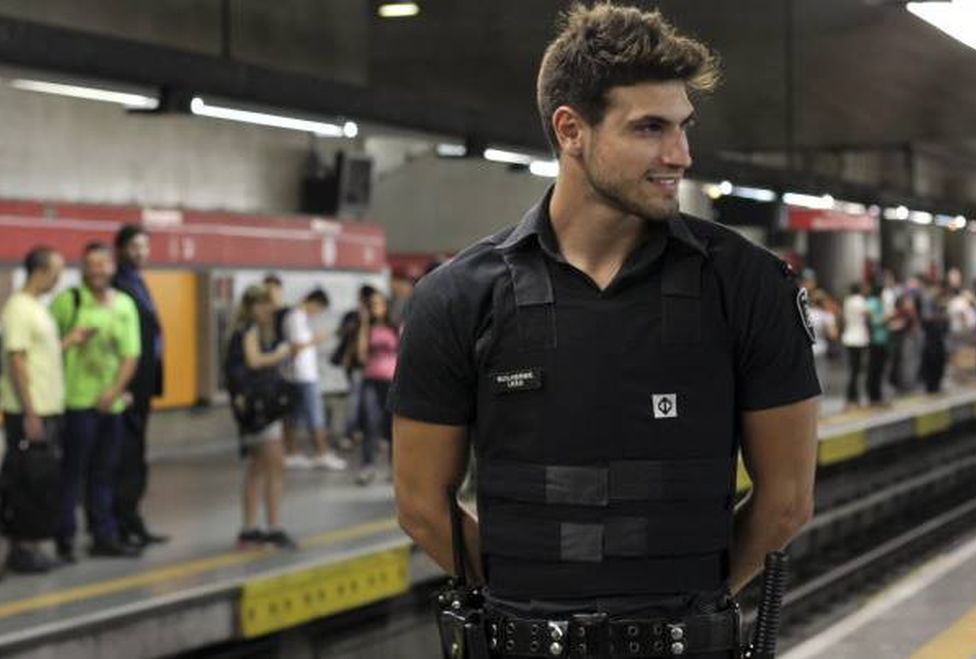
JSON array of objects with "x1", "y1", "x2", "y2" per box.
[{"x1": 0, "y1": 438, "x2": 61, "y2": 540}]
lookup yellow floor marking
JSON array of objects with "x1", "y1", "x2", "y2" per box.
[
  {"x1": 909, "y1": 605, "x2": 976, "y2": 659},
  {"x1": 0, "y1": 516, "x2": 399, "y2": 621},
  {"x1": 817, "y1": 430, "x2": 867, "y2": 466}
]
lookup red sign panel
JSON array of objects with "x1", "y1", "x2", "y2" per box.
[
  {"x1": 0, "y1": 200, "x2": 387, "y2": 272},
  {"x1": 787, "y1": 207, "x2": 878, "y2": 232}
]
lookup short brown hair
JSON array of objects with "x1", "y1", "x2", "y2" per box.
[{"x1": 537, "y1": 2, "x2": 720, "y2": 153}]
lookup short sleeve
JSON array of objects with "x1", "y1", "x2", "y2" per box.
[
  {"x1": 117, "y1": 294, "x2": 142, "y2": 359},
  {"x1": 49, "y1": 290, "x2": 73, "y2": 336},
  {"x1": 387, "y1": 275, "x2": 477, "y2": 425},
  {"x1": 732, "y1": 254, "x2": 821, "y2": 411},
  {"x1": 2, "y1": 297, "x2": 30, "y2": 352}
]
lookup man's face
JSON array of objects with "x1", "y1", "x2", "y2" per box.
[
  {"x1": 578, "y1": 80, "x2": 694, "y2": 221},
  {"x1": 123, "y1": 233, "x2": 150, "y2": 269},
  {"x1": 83, "y1": 249, "x2": 116, "y2": 293},
  {"x1": 39, "y1": 253, "x2": 65, "y2": 294},
  {"x1": 265, "y1": 282, "x2": 283, "y2": 308},
  {"x1": 306, "y1": 301, "x2": 328, "y2": 318}
]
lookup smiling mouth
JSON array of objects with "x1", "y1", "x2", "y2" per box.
[{"x1": 647, "y1": 175, "x2": 682, "y2": 190}]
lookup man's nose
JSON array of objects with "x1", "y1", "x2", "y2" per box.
[{"x1": 661, "y1": 129, "x2": 692, "y2": 169}]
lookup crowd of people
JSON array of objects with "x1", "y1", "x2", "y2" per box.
[
  {"x1": 0, "y1": 226, "x2": 417, "y2": 574},
  {"x1": 803, "y1": 267, "x2": 976, "y2": 407},
  {"x1": 0, "y1": 227, "x2": 166, "y2": 575},
  {"x1": 225, "y1": 274, "x2": 410, "y2": 549}
]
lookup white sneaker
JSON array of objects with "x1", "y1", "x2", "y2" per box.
[
  {"x1": 312, "y1": 453, "x2": 348, "y2": 471},
  {"x1": 284, "y1": 454, "x2": 314, "y2": 470}
]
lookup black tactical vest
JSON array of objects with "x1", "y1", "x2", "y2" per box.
[{"x1": 474, "y1": 229, "x2": 737, "y2": 601}]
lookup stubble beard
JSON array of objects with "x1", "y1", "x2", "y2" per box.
[{"x1": 583, "y1": 157, "x2": 679, "y2": 223}]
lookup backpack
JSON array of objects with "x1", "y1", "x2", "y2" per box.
[{"x1": 223, "y1": 327, "x2": 293, "y2": 437}]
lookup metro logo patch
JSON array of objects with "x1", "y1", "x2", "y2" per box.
[
  {"x1": 652, "y1": 394, "x2": 678, "y2": 419},
  {"x1": 490, "y1": 368, "x2": 543, "y2": 394}
]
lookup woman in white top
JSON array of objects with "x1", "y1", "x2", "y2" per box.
[{"x1": 842, "y1": 282, "x2": 870, "y2": 407}]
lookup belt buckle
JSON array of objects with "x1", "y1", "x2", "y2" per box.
[{"x1": 567, "y1": 612, "x2": 607, "y2": 657}]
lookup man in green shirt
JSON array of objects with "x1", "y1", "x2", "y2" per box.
[
  {"x1": 1, "y1": 246, "x2": 86, "y2": 572},
  {"x1": 50, "y1": 242, "x2": 142, "y2": 560}
]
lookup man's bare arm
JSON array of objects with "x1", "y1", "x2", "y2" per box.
[
  {"x1": 393, "y1": 415, "x2": 483, "y2": 583},
  {"x1": 729, "y1": 397, "x2": 818, "y2": 593}
]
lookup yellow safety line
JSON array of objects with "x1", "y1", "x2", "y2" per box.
[
  {"x1": 909, "y1": 605, "x2": 976, "y2": 658},
  {"x1": 0, "y1": 516, "x2": 399, "y2": 621}
]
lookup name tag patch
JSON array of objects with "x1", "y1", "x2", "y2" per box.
[
  {"x1": 490, "y1": 368, "x2": 543, "y2": 394},
  {"x1": 652, "y1": 394, "x2": 678, "y2": 419}
]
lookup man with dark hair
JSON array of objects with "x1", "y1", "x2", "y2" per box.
[
  {"x1": 112, "y1": 224, "x2": 168, "y2": 546},
  {"x1": 281, "y1": 288, "x2": 347, "y2": 470},
  {"x1": 51, "y1": 241, "x2": 142, "y2": 560},
  {"x1": 392, "y1": 5, "x2": 819, "y2": 658},
  {"x1": 1, "y1": 247, "x2": 76, "y2": 572}
]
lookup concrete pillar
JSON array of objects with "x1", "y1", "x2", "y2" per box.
[{"x1": 806, "y1": 231, "x2": 867, "y2": 297}]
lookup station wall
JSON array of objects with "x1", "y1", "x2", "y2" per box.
[{"x1": 0, "y1": 85, "x2": 330, "y2": 213}]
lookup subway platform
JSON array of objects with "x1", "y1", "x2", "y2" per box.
[{"x1": 1, "y1": 381, "x2": 976, "y2": 658}]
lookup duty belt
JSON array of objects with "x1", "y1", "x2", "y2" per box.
[{"x1": 484, "y1": 608, "x2": 739, "y2": 658}]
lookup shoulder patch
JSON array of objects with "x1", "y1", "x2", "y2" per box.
[{"x1": 796, "y1": 287, "x2": 816, "y2": 344}]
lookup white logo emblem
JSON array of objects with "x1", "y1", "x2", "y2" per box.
[{"x1": 652, "y1": 394, "x2": 678, "y2": 419}]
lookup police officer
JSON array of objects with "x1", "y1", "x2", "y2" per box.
[{"x1": 391, "y1": 5, "x2": 820, "y2": 658}]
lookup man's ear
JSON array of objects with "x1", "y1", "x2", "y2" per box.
[{"x1": 552, "y1": 106, "x2": 585, "y2": 157}]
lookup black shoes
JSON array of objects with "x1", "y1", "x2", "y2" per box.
[
  {"x1": 236, "y1": 528, "x2": 298, "y2": 550},
  {"x1": 120, "y1": 529, "x2": 170, "y2": 548},
  {"x1": 89, "y1": 538, "x2": 143, "y2": 558},
  {"x1": 237, "y1": 529, "x2": 264, "y2": 549},
  {"x1": 56, "y1": 540, "x2": 76, "y2": 565},
  {"x1": 120, "y1": 520, "x2": 170, "y2": 548},
  {"x1": 6, "y1": 546, "x2": 57, "y2": 574},
  {"x1": 263, "y1": 530, "x2": 298, "y2": 550}
]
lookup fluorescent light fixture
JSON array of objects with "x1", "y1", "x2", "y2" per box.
[
  {"x1": 436, "y1": 143, "x2": 467, "y2": 158},
  {"x1": 703, "y1": 183, "x2": 723, "y2": 200},
  {"x1": 483, "y1": 148, "x2": 535, "y2": 166},
  {"x1": 190, "y1": 97, "x2": 356, "y2": 138},
  {"x1": 837, "y1": 201, "x2": 867, "y2": 215},
  {"x1": 9, "y1": 79, "x2": 158, "y2": 109},
  {"x1": 731, "y1": 186, "x2": 777, "y2": 202},
  {"x1": 884, "y1": 205, "x2": 911, "y2": 221},
  {"x1": 936, "y1": 214, "x2": 968, "y2": 230},
  {"x1": 783, "y1": 192, "x2": 834, "y2": 210},
  {"x1": 718, "y1": 180, "x2": 733, "y2": 196},
  {"x1": 907, "y1": 1, "x2": 976, "y2": 51},
  {"x1": 529, "y1": 160, "x2": 559, "y2": 178},
  {"x1": 910, "y1": 210, "x2": 934, "y2": 225},
  {"x1": 378, "y1": 2, "x2": 420, "y2": 18}
]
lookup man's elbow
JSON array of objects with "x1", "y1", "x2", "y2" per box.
[
  {"x1": 776, "y1": 493, "x2": 815, "y2": 541},
  {"x1": 395, "y1": 495, "x2": 441, "y2": 545},
  {"x1": 756, "y1": 487, "x2": 815, "y2": 542}
]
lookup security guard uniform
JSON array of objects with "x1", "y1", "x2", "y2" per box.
[{"x1": 390, "y1": 188, "x2": 820, "y2": 658}]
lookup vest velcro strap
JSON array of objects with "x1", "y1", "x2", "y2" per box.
[
  {"x1": 480, "y1": 458, "x2": 732, "y2": 506},
  {"x1": 662, "y1": 250, "x2": 703, "y2": 344},
  {"x1": 482, "y1": 507, "x2": 731, "y2": 563},
  {"x1": 501, "y1": 248, "x2": 557, "y2": 350}
]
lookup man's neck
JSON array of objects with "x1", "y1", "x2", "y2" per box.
[
  {"x1": 548, "y1": 176, "x2": 647, "y2": 290},
  {"x1": 21, "y1": 280, "x2": 44, "y2": 298},
  {"x1": 87, "y1": 285, "x2": 111, "y2": 303}
]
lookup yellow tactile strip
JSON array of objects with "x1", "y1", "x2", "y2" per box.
[
  {"x1": 909, "y1": 605, "x2": 976, "y2": 658},
  {"x1": 239, "y1": 545, "x2": 410, "y2": 638},
  {"x1": 0, "y1": 517, "x2": 400, "y2": 622}
]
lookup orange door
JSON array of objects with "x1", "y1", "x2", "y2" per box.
[{"x1": 143, "y1": 270, "x2": 198, "y2": 409}]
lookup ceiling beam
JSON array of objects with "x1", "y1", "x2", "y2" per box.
[{"x1": 0, "y1": 15, "x2": 543, "y2": 149}]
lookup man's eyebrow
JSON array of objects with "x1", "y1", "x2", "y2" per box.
[{"x1": 627, "y1": 111, "x2": 697, "y2": 127}]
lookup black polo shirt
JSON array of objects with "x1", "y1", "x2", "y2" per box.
[{"x1": 389, "y1": 192, "x2": 820, "y2": 426}]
